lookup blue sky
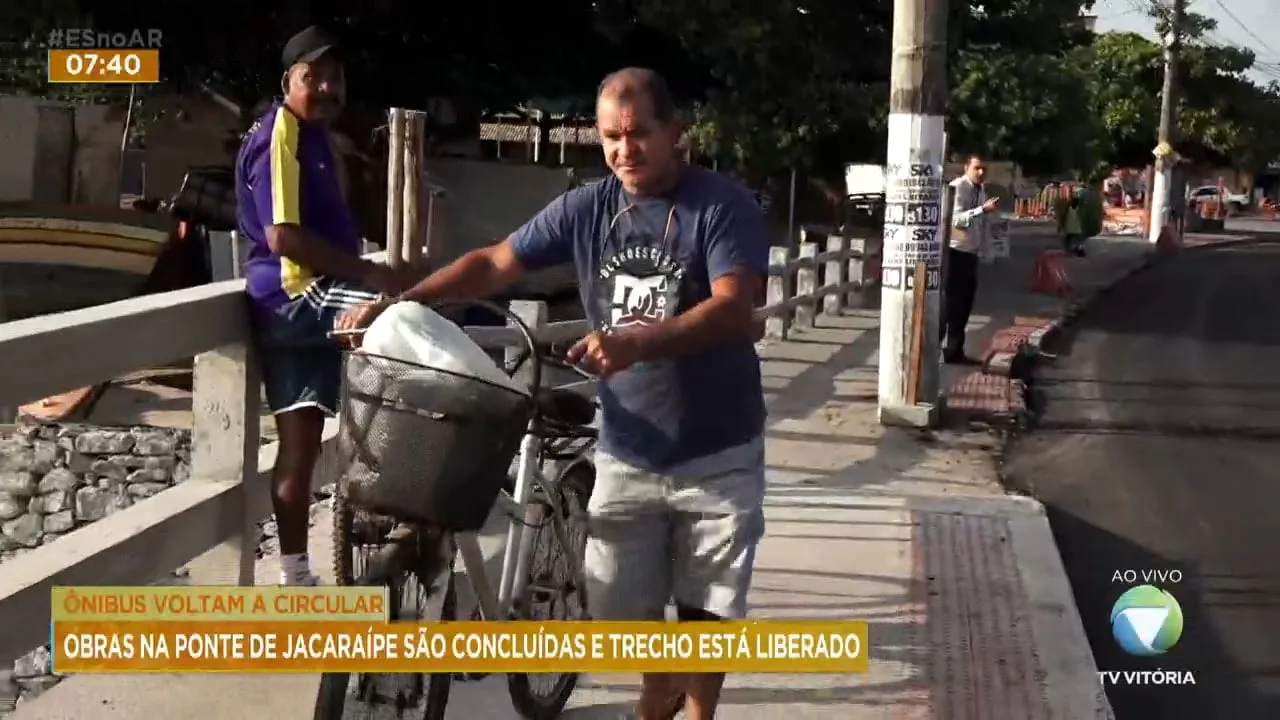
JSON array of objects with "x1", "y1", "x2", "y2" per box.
[{"x1": 1091, "y1": 0, "x2": 1280, "y2": 85}]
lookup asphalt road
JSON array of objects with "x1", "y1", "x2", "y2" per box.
[{"x1": 1002, "y1": 238, "x2": 1280, "y2": 719}]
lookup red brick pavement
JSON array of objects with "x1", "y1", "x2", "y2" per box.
[{"x1": 947, "y1": 316, "x2": 1054, "y2": 421}]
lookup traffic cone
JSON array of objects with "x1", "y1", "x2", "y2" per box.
[
  {"x1": 1155, "y1": 223, "x2": 1182, "y2": 254},
  {"x1": 1031, "y1": 249, "x2": 1072, "y2": 296}
]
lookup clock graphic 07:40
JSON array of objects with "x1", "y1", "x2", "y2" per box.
[{"x1": 47, "y1": 49, "x2": 160, "y2": 84}]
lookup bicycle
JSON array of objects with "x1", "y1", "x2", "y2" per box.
[{"x1": 314, "y1": 300, "x2": 598, "y2": 720}]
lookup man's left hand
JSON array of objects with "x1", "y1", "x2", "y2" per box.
[{"x1": 566, "y1": 330, "x2": 642, "y2": 377}]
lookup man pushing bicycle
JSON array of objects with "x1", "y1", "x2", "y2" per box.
[{"x1": 339, "y1": 67, "x2": 769, "y2": 720}]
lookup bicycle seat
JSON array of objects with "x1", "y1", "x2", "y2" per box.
[{"x1": 535, "y1": 387, "x2": 596, "y2": 427}]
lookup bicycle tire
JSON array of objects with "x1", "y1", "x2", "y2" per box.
[
  {"x1": 317, "y1": 493, "x2": 444, "y2": 719},
  {"x1": 332, "y1": 489, "x2": 356, "y2": 584},
  {"x1": 507, "y1": 462, "x2": 593, "y2": 720},
  {"x1": 315, "y1": 489, "x2": 365, "y2": 720},
  {"x1": 315, "y1": 509, "x2": 410, "y2": 720}
]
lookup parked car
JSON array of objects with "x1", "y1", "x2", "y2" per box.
[{"x1": 1188, "y1": 185, "x2": 1249, "y2": 212}]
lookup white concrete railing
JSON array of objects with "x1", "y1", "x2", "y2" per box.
[
  {"x1": 0, "y1": 280, "x2": 590, "y2": 668},
  {"x1": 760, "y1": 225, "x2": 880, "y2": 341}
]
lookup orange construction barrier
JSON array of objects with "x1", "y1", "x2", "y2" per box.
[
  {"x1": 1155, "y1": 223, "x2": 1182, "y2": 254},
  {"x1": 1031, "y1": 249, "x2": 1071, "y2": 296}
]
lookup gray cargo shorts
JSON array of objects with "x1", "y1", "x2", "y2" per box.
[{"x1": 584, "y1": 436, "x2": 766, "y2": 621}]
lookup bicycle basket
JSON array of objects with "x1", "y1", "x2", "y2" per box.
[{"x1": 337, "y1": 350, "x2": 534, "y2": 531}]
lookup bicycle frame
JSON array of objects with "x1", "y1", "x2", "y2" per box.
[{"x1": 453, "y1": 421, "x2": 590, "y2": 624}]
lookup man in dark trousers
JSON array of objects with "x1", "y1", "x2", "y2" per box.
[{"x1": 942, "y1": 155, "x2": 1000, "y2": 364}]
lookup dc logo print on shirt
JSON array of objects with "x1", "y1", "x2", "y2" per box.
[{"x1": 598, "y1": 245, "x2": 685, "y2": 329}]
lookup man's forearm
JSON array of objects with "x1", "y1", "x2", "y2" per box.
[
  {"x1": 953, "y1": 206, "x2": 985, "y2": 229},
  {"x1": 397, "y1": 249, "x2": 514, "y2": 304},
  {"x1": 271, "y1": 226, "x2": 371, "y2": 282},
  {"x1": 629, "y1": 296, "x2": 754, "y2": 363}
]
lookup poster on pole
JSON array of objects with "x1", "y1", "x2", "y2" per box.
[{"x1": 880, "y1": 114, "x2": 946, "y2": 291}]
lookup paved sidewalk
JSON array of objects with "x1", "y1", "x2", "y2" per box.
[{"x1": 14, "y1": 312, "x2": 1109, "y2": 719}]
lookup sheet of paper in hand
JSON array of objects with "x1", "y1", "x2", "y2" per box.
[{"x1": 983, "y1": 217, "x2": 1010, "y2": 263}]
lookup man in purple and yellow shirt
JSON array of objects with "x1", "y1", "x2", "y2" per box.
[{"x1": 235, "y1": 26, "x2": 414, "y2": 585}]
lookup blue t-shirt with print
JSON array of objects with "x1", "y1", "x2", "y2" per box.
[{"x1": 509, "y1": 167, "x2": 768, "y2": 472}]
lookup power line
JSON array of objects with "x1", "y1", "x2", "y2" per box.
[{"x1": 1212, "y1": 0, "x2": 1278, "y2": 58}]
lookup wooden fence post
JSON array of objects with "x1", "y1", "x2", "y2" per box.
[
  {"x1": 794, "y1": 241, "x2": 818, "y2": 328},
  {"x1": 764, "y1": 246, "x2": 791, "y2": 340},
  {"x1": 401, "y1": 110, "x2": 427, "y2": 267},
  {"x1": 385, "y1": 108, "x2": 406, "y2": 266},
  {"x1": 186, "y1": 342, "x2": 261, "y2": 586},
  {"x1": 823, "y1": 234, "x2": 849, "y2": 315}
]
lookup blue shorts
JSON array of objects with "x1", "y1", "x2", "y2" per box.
[{"x1": 254, "y1": 278, "x2": 381, "y2": 416}]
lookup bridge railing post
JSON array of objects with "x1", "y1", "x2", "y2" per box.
[
  {"x1": 765, "y1": 246, "x2": 792, "y2": 340},
  {"x1": 823, "y1": 234, "x2": 849, "y2": 315},
  {"x1": 185, "y1": 341, "x2": 261, "y2": 586},
  {"x1": 794, "y1": 241, "x2": 818, "y2": 328}
]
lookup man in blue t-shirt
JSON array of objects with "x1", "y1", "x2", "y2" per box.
[{"x1": 340, "y1": 68, "x2": 769, "y2": 719}]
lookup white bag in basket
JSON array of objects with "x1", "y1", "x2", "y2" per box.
[{"x1": 360, "y1": 301, "x2": 529, "y2": 396}]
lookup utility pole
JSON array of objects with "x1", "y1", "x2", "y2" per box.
[
  {"x1": 878, "y1": 0, "x2": 949, "y2": 428},
  {"x1": 1148, "y1": 0, "x2": 1185, "y2": 244}
]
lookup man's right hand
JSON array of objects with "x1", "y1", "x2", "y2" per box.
[
  {"x1": 982, "y1": 197, "x2": 1001, "y2": 213},
  {"x1": 334, "y1": 299, "x2": 392, "y2": 348}
]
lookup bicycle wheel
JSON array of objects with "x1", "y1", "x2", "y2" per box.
[
  {"x1": 315, "y1": 491, "x2": 456, "y2": 720},
  {"x1": 507, "y1": 461, "x2": 593, "y2": 720}
]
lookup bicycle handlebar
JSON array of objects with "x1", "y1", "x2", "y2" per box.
[{"x1": 539, "y1": 352, "x2": 598, "y2": 381}]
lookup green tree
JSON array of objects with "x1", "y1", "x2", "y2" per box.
[
  {"x1": 598, "y1": 0, "x2": 891, "y2": 177},
  {"x1": 1068, "y1": 9, "x2": 1280, "y2": 173},
  {"x1": 947, "y1": 0, "x2": 1101, "y2": 176},
  {"x1": 611, "y1": 0, "x2": 1105, "y2": 179},
  {"x1": 949, "y1": 51, "x2": 1102, "y2": 176}
]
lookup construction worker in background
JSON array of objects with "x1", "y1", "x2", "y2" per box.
[{"x1": 1059, "y1": 190, "x2": 1087, "y2": 257}]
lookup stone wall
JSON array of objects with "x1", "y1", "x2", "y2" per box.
[
  {"x1": 1, "y1": 423, "x2": 191, "y2": 713},
  {"x1": 0, "y1": 424, "x2": 191, "y2": 559}
]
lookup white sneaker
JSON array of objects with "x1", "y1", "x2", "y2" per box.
[{"x1": 278, "y1": 570, "x2": 323, "y2": 586}]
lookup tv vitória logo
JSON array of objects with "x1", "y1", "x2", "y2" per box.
[{"x1": 1110, "y1": 584, "x2": 1184, "y2": 656}]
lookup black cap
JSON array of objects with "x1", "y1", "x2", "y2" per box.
[{"x1": 282, "y1": 26, "x2": 340, "y2": 68}]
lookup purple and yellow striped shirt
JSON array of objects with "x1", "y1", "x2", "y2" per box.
[{"x1": 234, "y1": 102, "x2": 362, "y2": 310}]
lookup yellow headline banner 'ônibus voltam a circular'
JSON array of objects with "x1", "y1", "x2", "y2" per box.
[
  {"x1": 52, "y1": 620, "x2": 869, "y2": 674},
  {"x1": 52, "y1": 587, "x2": 387, "y2": 622}
]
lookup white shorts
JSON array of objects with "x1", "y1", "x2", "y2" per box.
[{"x1": 584, "y1": 436, "x2": 766, "y2": 620}]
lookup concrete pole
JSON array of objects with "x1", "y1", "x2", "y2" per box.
[
  {"x1": 385, "y1": 108, "x2": 406, "y2": 268},
  {"x1": 1148, "y1": 0, "x2": 1184, "y2": 244},
  {"x1": 877, "y1": 0, "x2": 949, "y2": 428}
]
